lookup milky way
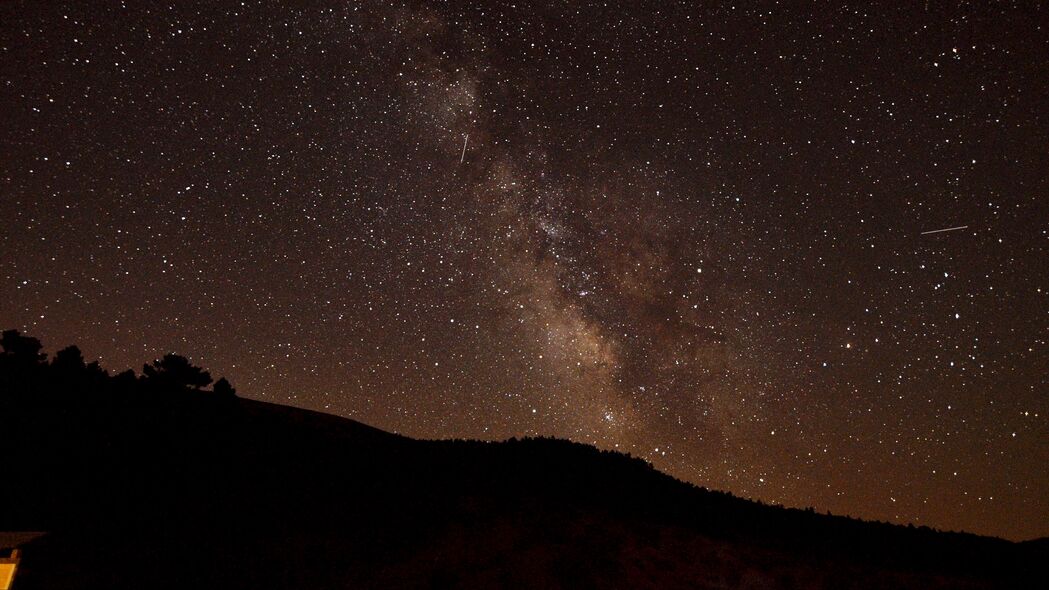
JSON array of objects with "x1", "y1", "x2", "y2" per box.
[{"x1": 2, "y1": 2, "x2": 1047, "y2": 540}]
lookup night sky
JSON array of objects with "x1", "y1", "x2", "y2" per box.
[{"x1": 2, "y1": 1, "x2": 1047, "y2": 541}]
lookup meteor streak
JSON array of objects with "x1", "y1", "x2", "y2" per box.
[{"x1": 920, "y1": 225, "x2": 969, "y2": 235}]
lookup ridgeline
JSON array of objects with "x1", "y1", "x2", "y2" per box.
[{"x1": 0, "y1": 330, "x2": 1044, "y2": 589}]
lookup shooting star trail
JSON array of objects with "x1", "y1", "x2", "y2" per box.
[
  {"x1": 920, "y1": 225, "x2": 969, "y2": 235},
  {"x1": 460, "y1": 134, "x2": 469, "y2": 163}
]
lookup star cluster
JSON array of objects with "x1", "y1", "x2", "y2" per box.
[{"x1": 1, "y1": 1, "x2": 1046, "y2": 540}]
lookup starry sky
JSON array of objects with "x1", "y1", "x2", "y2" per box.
[{"x1": 2, "y1": 1, "x2": 1047, "y2": 541}]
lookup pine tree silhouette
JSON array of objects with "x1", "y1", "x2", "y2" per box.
[{"x1": 142, "y1": 353, "x2": 213, "y2": 391}]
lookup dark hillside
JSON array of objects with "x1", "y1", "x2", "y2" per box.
[{"x1": 0, "y1": 331, "x2": 1044, "y2": 589}]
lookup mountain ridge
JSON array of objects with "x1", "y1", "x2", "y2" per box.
[{"x1": 0, "y1": 331, "x2": 1044, "y2": 588}]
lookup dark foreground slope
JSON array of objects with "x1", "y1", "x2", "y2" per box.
[{"x1": 1, "y1": 349, "x2": 1045, "y2": 588}]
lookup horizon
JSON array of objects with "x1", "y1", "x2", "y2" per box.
[{"x1": 3, "y1": 327, "x2": 1045, "y2": 545}]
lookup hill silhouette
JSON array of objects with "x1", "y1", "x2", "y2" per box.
[{"x1": 0, "y1": 330, "x2": 1044, "y2": 589}]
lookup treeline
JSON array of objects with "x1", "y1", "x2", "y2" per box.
[{"x1": 0, "y1": 329, "x2": 235, "y2": 400}]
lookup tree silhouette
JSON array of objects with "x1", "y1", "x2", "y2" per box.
[
  {"x1": 52, "y1": 345, "x2": 87, "y2": 373},
  {"x1": 112, "y1": 369, "x2": 138, "y2": 394},
  {"x1": 2, "y1": 329, "x2": 237, "y2": 406},
  {"x1": 1, "y1": 329, "x2": 46, "y2": 365},
  {"x1": 213, "y1": 377, "x2": 236, "y2": 397},
  {"x1": 142, "y1": 353, "x2": 212, "y2": 391}
]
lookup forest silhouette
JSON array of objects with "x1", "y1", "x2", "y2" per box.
[
  {"x1": 1, "y1": 329, "x2": 234, "y2": 399},
  {"x1": 0, "y1": 330, "x2": 1045, "y2": 589}
]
